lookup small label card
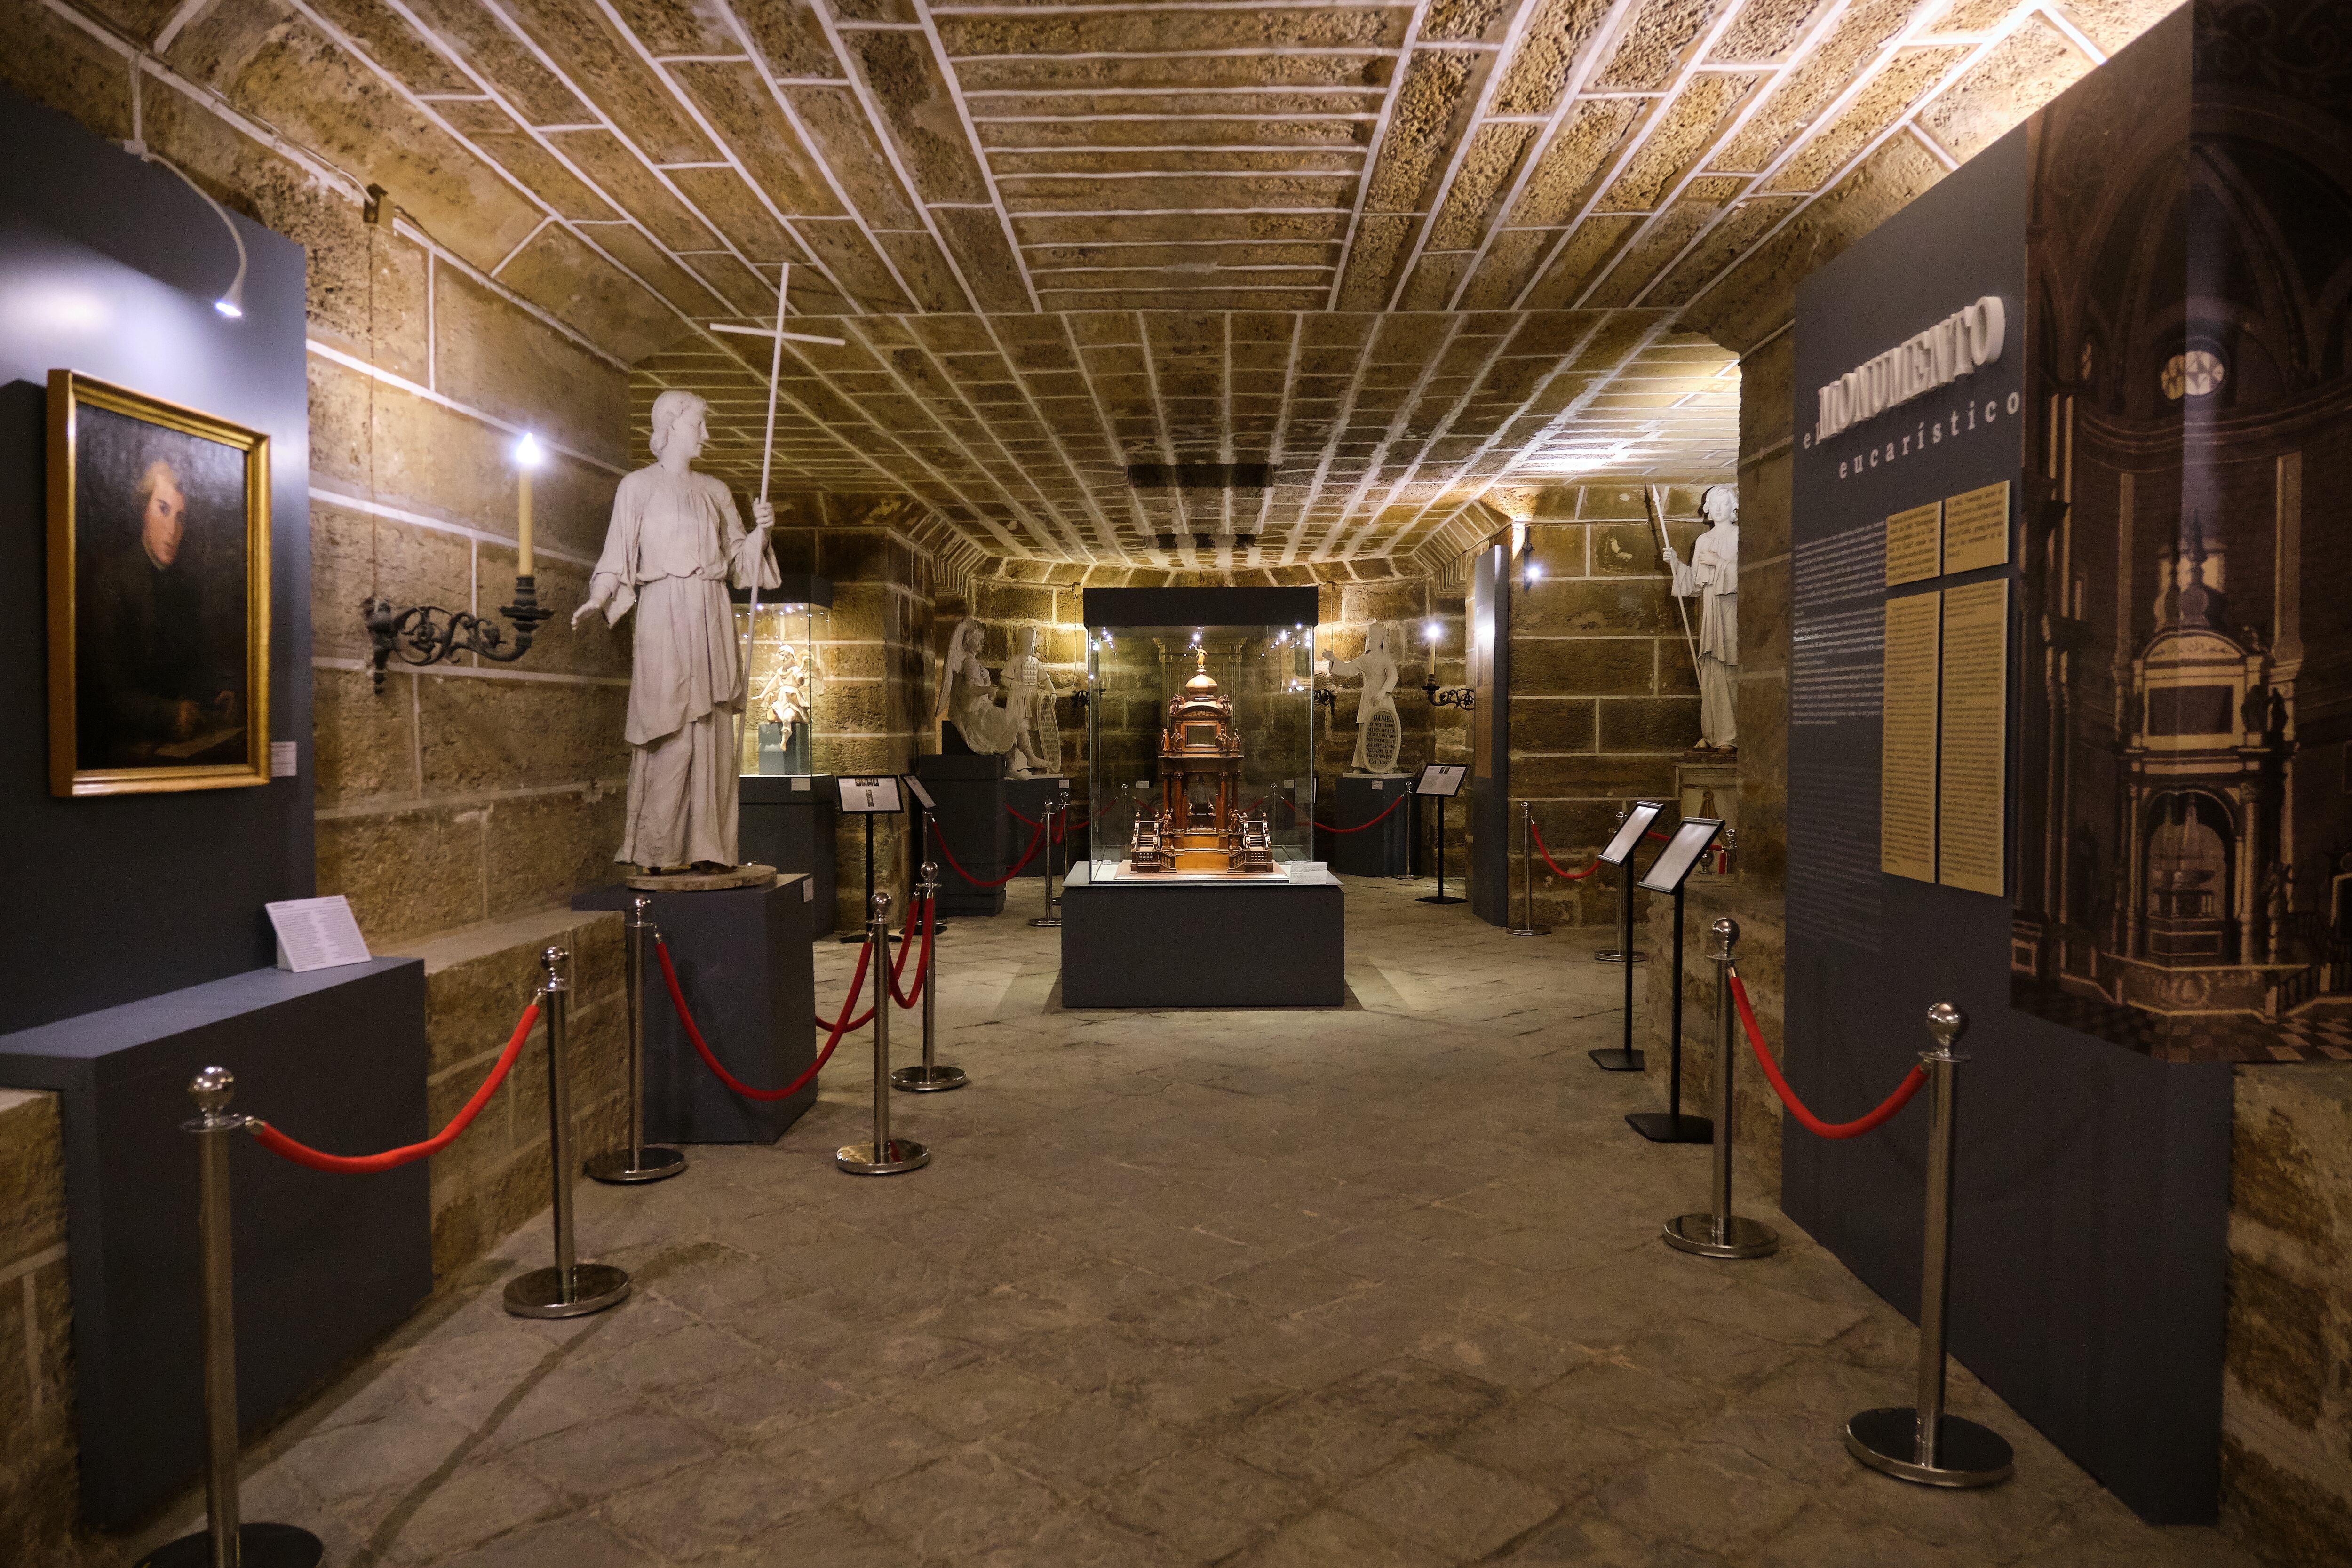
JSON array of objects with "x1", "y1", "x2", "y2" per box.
[
  {"x1": 267, "y1": 895, "x2": 372, "y2": 973},
  {"x1": 270, "y1": 741, "x2": 298, "y2": 778}
]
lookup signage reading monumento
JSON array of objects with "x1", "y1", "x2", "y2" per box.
[
  {"x1": 1599, "y1": 800, "x2": 1666, "y2": 866},
  {"x1": 1813, "y1": 295, "x2": 2006, "y2": 441},
  {"x1": 836, "y1": 776, "x2": 903, "y2": 814}
]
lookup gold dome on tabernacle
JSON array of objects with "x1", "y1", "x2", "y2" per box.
[{"x1": 1184, "y1": 647, "x2": 1219, "y2": 695}]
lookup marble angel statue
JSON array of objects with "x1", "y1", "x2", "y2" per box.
[
  {"x1": 572, "y1": 390, "x2": 777, "y2": 870},
  {"x1": 933, "y1": 617, "x2": 1040, "y2": 777}
]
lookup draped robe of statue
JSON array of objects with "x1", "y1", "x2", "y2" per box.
[
  {"x1": 588, "y1": 466, "x2": 778, "y2": 866},
  {"x1": 1667, "y1": 522, "x2": 1739, "y2": 749}
]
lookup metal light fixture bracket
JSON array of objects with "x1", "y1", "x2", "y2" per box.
[{"x1": 363, "y1": 584, "x2": 554, "y2": 693}]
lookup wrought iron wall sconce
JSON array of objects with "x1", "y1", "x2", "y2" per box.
[
  {"x1": 364, "y1": 434, "x2": 555, "y2": 692},
  {"x1": 1422, "y1": 678, "x2": 1477, "y2": 711},
  {"x1": 1313, "y1": 687, "x2": 1337, "y2": 717}
]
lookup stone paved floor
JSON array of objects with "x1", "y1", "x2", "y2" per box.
[{"x1": 126, "y1": 876, "x2": 2262, "y2": 1567}]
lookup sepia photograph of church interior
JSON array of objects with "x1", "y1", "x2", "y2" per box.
[{"x1": 0, "y1": 0, "x2": 2347, "y2": 1564}]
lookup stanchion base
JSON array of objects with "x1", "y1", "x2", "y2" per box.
[
  {"x1": 1662, "y1": 1212, "x2": 1780, "y2": 1258},
  {"x1": 1028, "y1": 917, "x2": 1062, "y2": 928},
  {"x1": 585, "y1": 1145, "x2": 687, "y2": 1185},
  {"x1": 1416, "y1": 894, "x2": 1468, "y2": 905},
  {"x1": 503, "y1": 1262, "x2": 631, "y2": 1319},
  {"x1": 1506, "y1": 926, "x2": 1552, "y2": 937},
  {"x1": 1594, "y1": 949, "x2": 1649, "y2": 964},
  {"x1": 138, "y1": 1524, "x2": 324, "y2": 1568},
  {"x1": 1845, "y1": 1408, "x2": 2015, "y2": 1488},
  {"x1": 1626, "y1": 1111, "x2": 1713, "y2": 1144},
  {"x1": 840, "y1": 933, "x2": 907, "y2": 944},
  {"x1": 890, "y1": 1064, "x2": 969, "y2": 1093},
  {"x1": 837, "y1": 1138, "x2": 930, "y2": 1175},
  {"x1": 1589, "y1": 1047, "x2": 1645, "y2": 1072}
]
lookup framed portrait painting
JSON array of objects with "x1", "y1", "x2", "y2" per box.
[{"x1": 47, "y1": 370, "x2": 271, "y2": 796}]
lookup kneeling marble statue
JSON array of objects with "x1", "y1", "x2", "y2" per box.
[{"x1": 574, "y1": 390, "x2": 778, "y2": 871}]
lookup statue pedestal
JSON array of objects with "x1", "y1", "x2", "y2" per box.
[
  {"x1": 1325, "y1": 774, "x2": 1412, "y2": 876},
  {"x1": 574, "y1": 876, "x2": 816, "y2": 1144},
  {"x1": 740, "y1": 778, "x2": 837, "y2": 938},
  {"x1": 624, "y1": 862, "x2": 776, "y2": 892},
  {"x1": 917, "y1": 754, "x2": 1009, "y2": 915}
]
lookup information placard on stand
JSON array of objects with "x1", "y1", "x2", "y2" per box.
[
  {"x1": 1590, "y1": 799, "x2": 1667, "y2": 1071},
  {"x1": 1628, "y1": 816, "x2": 1725, "y2": 1144},
  {"x1": 837, "y1": 777, "x2": 905, "y2": 942},
  {"x1": 1414, "y1": 764, "x2": 1470, "y2": 903}
]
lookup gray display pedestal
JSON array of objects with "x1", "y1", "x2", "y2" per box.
[
  {"x1": 1061, "y1": 864, "x2": 1345, "y2": 1008},
  {"x1": 574, "y1": 877, "x2": 815, "y2": 1144},
  {"x1": 918, "y1": 753, "x2": 1010, "y2": 916},
  {"x1": 0, "y1": 960, "x2": 430, "y2": 1528},
  {"x1": 1006, "y1": 774, "x2": 1087, "y2": 878},
  {"x1": 740, "y1": 774, "x2": 837, "y2": 938},
  {"x1": 1327, "y1": 774, "x2": 1412, "y2": 877}
]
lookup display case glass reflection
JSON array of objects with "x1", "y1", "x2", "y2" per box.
[
  {"x1": 1086, "y1": 622, "x2": 1316, "y2": 878},
  {"x1": 734, "y1": 599, "x2": 827, "y2": 776}
]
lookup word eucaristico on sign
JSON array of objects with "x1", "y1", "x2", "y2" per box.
[{"x1": 1814, "y1": 297, "x2": 2006, "y2": 441}]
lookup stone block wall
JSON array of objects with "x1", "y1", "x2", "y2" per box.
[
  {"x1": 1507, "y1": 484, "x2": 1713, "y2": 931},
  {"x1": 2223, "y1": 1065, "x2": 2352, "y2": 1567},
  {"x1": 0, "y1": 1091, "x2": 74, "y2": 1568},
  {"x1": 385, "y1": 910, "x2": 628, "y2": 1285}
]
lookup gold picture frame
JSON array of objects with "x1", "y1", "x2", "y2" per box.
[{"x1": 48, "y1": 370, "x2": 271, "y2": 796}]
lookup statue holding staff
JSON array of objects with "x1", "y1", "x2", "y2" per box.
[
  {"x1": 573, "y1": 390, "x2": 778, "y2": 870},
  {"x1": 1659, "y1": 484, "x2": 1740, "y2": 751}
]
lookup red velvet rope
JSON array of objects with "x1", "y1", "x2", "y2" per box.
[
  {"x1": 1526, "y1": 817, "x2": 1601, "y2": 880},
  {"x1": 937, "y1": 820, "x2": 1049, "y2": 888},
  {"x1": 1006, "y1": 805, "x2": 1091, "y2": 839},
  {"x1": 1730, "y1": 972, "x2": 1928, "y2": 1140},
  {"x1": 250, "y1": 1001, "x2": 541, "y2": 1173},
  {"x1": 663, "y1": 936, "x2": 869, "y2": 1102},
  {"x1": 820, "y1": 898, "x2": 923, "y2": 1030},
  {"x1": 1274, "y1": 793, "x2": 1407, "y2": 834},
  {"x1": 890, "y1": 895, "x2": 937, "y2": 1008}
]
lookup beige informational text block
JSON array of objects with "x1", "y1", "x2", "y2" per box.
[
  {"x1": 1886, "y1": 502, "x2": 1942, "y2": 586},
  {"x1": 1938, "y1": 578, "x2": 2008, "y2": 895},
  {"x1": 1882, "y1": 591, "x2": 1940, "y2": 883},
  {"x1": 1942, "y1": 481, "x2": 2011, "y2": 574}
]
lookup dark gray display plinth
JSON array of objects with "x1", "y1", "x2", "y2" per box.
[
  {"x1": 574, "y1": 877, "x2": 815, "y2": 1143},
  {"x1": 1327, "y1": 775, "x2": 1412, "y2": 877},
  {"x1": 1007, "y1": 775, "x2": 1087, "y2": 878},
  {"x1": 740, "y1": 775, "x2": 837, "y2": 938},
  {"x1": 918, "y1": 754, "x2": 1009, "y2": 916},
  {"x1": 1060, "y1": 864, "x2": 1344, "y2": 1008},
  {"x1": 0, "y1": 960, "x2": 429, "y2": 1528}
]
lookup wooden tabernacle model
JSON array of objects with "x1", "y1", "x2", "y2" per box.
[{"x1": 1130, "y1": 650, "x2": 1274, "y2": 876}]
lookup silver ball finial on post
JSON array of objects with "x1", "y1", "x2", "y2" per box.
[
  {"x1": 187, "y1": 1066, "x2": 235, "y2": 1118},
  {"x1": 1923, "y1": 1002, "x2": 1968, "y2": 1056},
  {"x1": 870, "y1": 890, "x2": 893, "y2": 925},
  {"x1": 1710, "y1": 915, "x2": 1740, "y2": 961}
]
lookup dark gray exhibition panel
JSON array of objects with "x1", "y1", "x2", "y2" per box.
[
  {"x1": 1061, "y1": 866, "x2": 1344, "y2": 1008},
  {"x1": 0, "y1": 960, "x2": 430, "y2": 1528},
  {"x1": 575, "y1": 877, "x2": 816, "y2": 1143},
  {"x1": 1783, "y1": 42, "x2": 2230, "y2": 1521},
  {"x1": 739, "y1": 774, "x2": 837, "y2": 938},
  {"x1": 0, "y1": 92, "x2": 314, "y2": 1035},
  {"x1": 1326, "y1": 774, "x2": 1412, "y2": 876},
  {"x1": 918, "y1": 753, "x2": 1009, "y2": 915},
  {"x1": 1469, "y1": 543, "x2": 1512, "y2": 926},
  {"x1": 1081, "y1": 585, "x2": 1320, "y2": 628}
]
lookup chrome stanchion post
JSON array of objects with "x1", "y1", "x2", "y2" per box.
[
  {"x1": 1030, "y1": 789, "x2": 1065, "y2": 929},
  {"x1": 1507, "y1": 801, "x2": 1549, "y2": 937},
  {"x1": 892, "y1": 862, "x2": 967, "y2": 1093},
  {"x1": 588, "y1": 896, "x2": 685, "y2": 1185},
  {"x1": 1663, "y1": 918, "x2": 1779, "y2": 1259},
  {"x1": 1846, "y1": 1003, "x2": 2014, "y2": 1488},
  {"x1": 839, "y1": 893, "x2": 931, "y2": 1173},
  {"x1": 139, "y1": 1073, "x2": 324, "y2": 1568},
  {"x1": 505, "y1": 948, "x2": 631, "y2": 1318}
]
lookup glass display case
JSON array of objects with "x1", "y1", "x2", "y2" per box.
[
  {"x1": 733, "y1": 580, "x2": 830, "y2": 777},
  {"x1": 1086, "y1": 619, "x2": 1318, "y2": 879}
]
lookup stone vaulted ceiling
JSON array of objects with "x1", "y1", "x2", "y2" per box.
[{"x1": 67, "y1": 0, "x2": 2159, "y2": 564}]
